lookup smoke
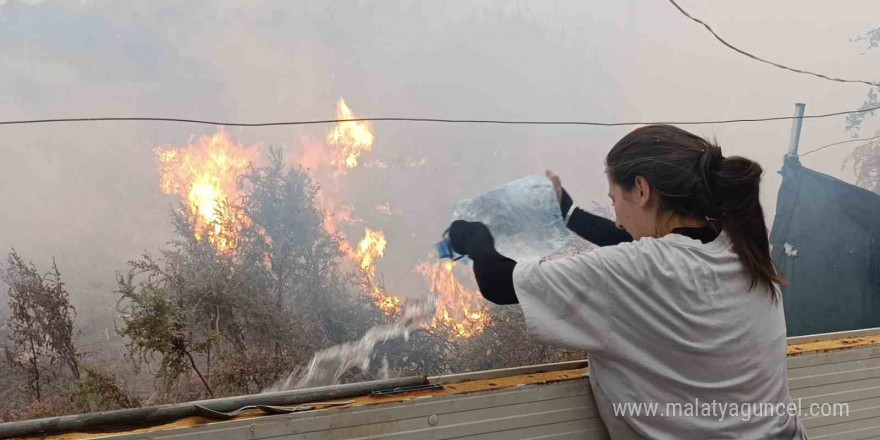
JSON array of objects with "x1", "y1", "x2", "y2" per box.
[{"x1": 0, "y1": 0, "x2": 877, "y2": 320}]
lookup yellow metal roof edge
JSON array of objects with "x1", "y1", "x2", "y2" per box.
[
  {"x1": 786, "y1": 326, "x2": 880, "y2": 345},
  {"x1": 787, "y1": 334, "x2": 880, "y2": 356}
]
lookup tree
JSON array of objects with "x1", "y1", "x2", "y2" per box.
[
  {"x1": 853, "y1": 26, "x2": 880, "y2": 51},
  {"x1": 845, "y1": 136, "x2": 880, "y2": 193},
  {"x1": 231, "y1": 148, "x2": 375, "y2": 344},
  {"x1": 116, "y1": 204, "x2": 322, "y2": 397},
  {"x1": 115, "y1": 260, "x2": 214, "y2": 396},
  {"x1": 844, "y1": 27, "x2": 880, "y2": 194},
  {"x1": 116, "y1": 148, "x2": 380, "y2": 398},
  {"x1": 1, "y1": 249, "x2": 80, "y2": 401}
]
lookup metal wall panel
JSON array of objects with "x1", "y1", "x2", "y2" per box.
[
  {"x1": 96, "y1": 334, "x2": 880, "y2": 440},
  {"x1": 791, "y1": 346, "x2": 880, "y2": 438}
]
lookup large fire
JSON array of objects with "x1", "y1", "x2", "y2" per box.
[
  {"x1": 154, "y1": 131, "x2": 259, "y2": 250},
  {"x1": 416, "y1": 261, "x2": 491, "y2": 338},
  {"x1": 154, "y1": 99, "x2": 490, "y2": 339}
]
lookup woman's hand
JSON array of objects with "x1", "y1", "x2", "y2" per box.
[
  {"x1": 449, "y1": 220, "x2": 494, "y2": 257},
  {"x1": 546, "y1": 169, "x2": 562, "y2": 205}
]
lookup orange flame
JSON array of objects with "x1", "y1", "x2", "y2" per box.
[
  {"x1": 319, "y1": 99, "x2": 490, "y2": 332},
  {"x1": 327, "y1": 98, "x2": 374, "y2": 172},
  {"x1": 154, "y1": 131, "x2": 259, "y2": 250},
  {"x1": 152, "y1": 107, "x2": 491, "y2": 339},
  {"x1": 415, "y1": 261, "x2": 491, "y2": 338},
  {"x1": 350, "y1": 228, "x2": 401, "y2": 314},
  {"x1": 313, "y1": 102, "x2": 402, "y2": 313},
  {"x1": 355, "y1": 228, "x2": 386, "y2": 273}
]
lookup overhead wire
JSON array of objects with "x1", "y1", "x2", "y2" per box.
[
  {"x1": 0, "y1": 105, "x2": 878, "y2": 128},
  {"x1": 667, "y1": 0, "x2": 880, "y2": 88},
  {"x1": 799, "y1": 134, "x2": 880, "y2": 157},
  {"x1": 0, "y1": 3, "x2": 875, "y2": 131}
]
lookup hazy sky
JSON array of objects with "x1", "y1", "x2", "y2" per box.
[{"x1": 0, "y1": 0, "x2": 877, "y2": 308}]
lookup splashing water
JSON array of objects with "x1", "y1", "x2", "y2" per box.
[
  {"x1": 265, "y1": 300, "x2": 435, "y2": 392},
  {"x1": 264, "y1": 176, "x2": 566, "y2": 392}
]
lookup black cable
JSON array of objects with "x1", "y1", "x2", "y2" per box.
[
  {"x1": 799, "y1": 134, "x2": 880, "y2": 157},
  {"x1": 0, "y1": 105, "x2": 878, "y2": 128},
  {"x1": 667, "y1": 0, "x2": 880, "y2": 88}
]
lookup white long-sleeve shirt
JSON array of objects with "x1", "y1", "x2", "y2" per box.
[{"x1": 512, "y1": 231, "x2": 807, "y2": 439}]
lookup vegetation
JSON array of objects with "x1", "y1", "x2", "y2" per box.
[
  {"x1": 2, "y1": 250, "x2": 80, "y2": 401},
  {"x1": 0, "y1": 251, "x2": 140, "y2": 421},
  {"x1": 0, "y1": 150, "x2": 587, "y2": 423},
  {"x1": 844, "y1": 27, "x2": 880, "y2": 194}
]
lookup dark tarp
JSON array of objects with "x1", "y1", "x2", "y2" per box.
[{"x1": 770, "y1": 155, "x2": 880, "y2": 336}]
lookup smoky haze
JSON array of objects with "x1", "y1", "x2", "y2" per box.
[{"x1": 0, "y1": 0, "x2": 878, "y2": 320}]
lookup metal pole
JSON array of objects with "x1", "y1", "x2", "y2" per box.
[{"x1": 787, "y1": 103, "x2": 806, "y2": 157}]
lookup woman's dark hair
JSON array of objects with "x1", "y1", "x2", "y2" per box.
[{"x1": 605, "y1": 124, "x2": 783, "y2": 300}]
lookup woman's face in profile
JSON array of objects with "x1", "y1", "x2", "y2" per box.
[{"x1": 607, "y1": 175, "x2": 655, "y2": 240}]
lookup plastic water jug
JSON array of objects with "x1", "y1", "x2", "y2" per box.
[{"x1": 437, "y1": 175, "x2": 570, "y2": 262}]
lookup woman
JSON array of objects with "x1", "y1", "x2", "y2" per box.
[{"x1": 449, "y1": 125, "x2": 806, "y2": 439}]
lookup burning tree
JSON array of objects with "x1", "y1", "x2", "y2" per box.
[
  {"x1": 117, "y1": 146, "x2": 382, "y2": 398},
  {"x1": 232, "y1": 148, "x2": 377, "y2": 344},
  {"x1": 154, "y1": 131, "x2": 259, "y2": 251},
  {"x1": 1, "y1": 249, "x2": 80, "y2": 401}
]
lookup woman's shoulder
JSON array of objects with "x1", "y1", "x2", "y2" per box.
[
  {"x1": 586, "y1": 233, "x2": 732, "y2": 276},
  {"x1": 550, "y1": 232, "x2": 732, "y2": 275},
  {"x1": 591, "y1": 234, "x2": 671, "y2": 259},
  {"x1": 606, "y1": 231, "x2": 733, "y2": 255}
]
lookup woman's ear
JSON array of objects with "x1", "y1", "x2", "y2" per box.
[{"x1": 634, "y1": 176, "x2": 652, "y2": 208}]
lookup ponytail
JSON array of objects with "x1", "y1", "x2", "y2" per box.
[
  {"x1": 701, "y1": 147, "x2": 783, "y2": 300},
  {"x1": 607, "y1": 125, "x2": 783, "y2": 301}
]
